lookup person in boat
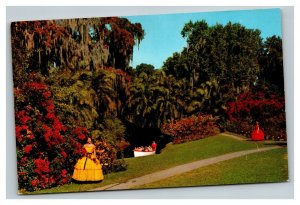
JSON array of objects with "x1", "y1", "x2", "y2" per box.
[
  {"x1": 134, "y1": 146, "x2": 143, "y2": 152},
  {"x1": 72, "y1": 137, "x2": 104, "y2": 182},
  {"x1": 151, "y1": 141, "x2": 157, "y2": 151},
  {"x1": 251, "y1": 121, "x2": 265, "y2": 141}
]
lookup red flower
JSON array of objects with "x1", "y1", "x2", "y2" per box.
[
  {"x1": 59, "y1": 178, "x2": 68, "y2": 185},
  {"x1": 46, "y1": 113, "x2": 55, "y2": 120},
  {"x1": 21, "y1": 157, "x2": 28, "y2": 166},
  {"x1": 18, "y1": 171, "x2": 27, "y2": 176},
  {"x1": 25, "y1": 82, "x2": 48, "y2": 91},
  {"x1": 49, "y1": 176, "x2": 55, "y2": 185},
  {"x1": 31, "y1": 179, "x2": 39, "y2": 187},
  {"x1": 42, "y1": 91, "x2": 52, "y2": 99},
  {"x1": 34, "y1": 158, "x2": 51, "y2": 174},
  {"x1": 78, "y1": 134, "x2": 86, "y2": 141},
  {"x1": 16, "y1": 111, "x2": 31, "y2": 124},
  {"x1": 24, "y1": 145, "x2": 33, "y2": 154},
  {"x1": 61, "y1": 169, "x2": 67, "y2": 178},
  {"x1": 60, "y1": 151, "x2": 67, "y2": 158},
  {"x1": 26, "y1": 133, "x2": 35, "y2": 140},
  {"x1": 16, "y1": 125, "x2": 28, "y2": 143}
]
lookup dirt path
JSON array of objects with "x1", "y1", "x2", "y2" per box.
[
  {"x1": 220, "y1": 132, "x2": 248, "y2": 141},
  {"x1": 90, "y1": 145, "x2": 281, "y2": 191}
]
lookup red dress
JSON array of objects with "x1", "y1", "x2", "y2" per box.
[
  {"x1": 251, "y1": 125, "x2": 264, "y2": 141},
  {"x1": 151, "y1": 142, "x2": 157, "y2": 151}
]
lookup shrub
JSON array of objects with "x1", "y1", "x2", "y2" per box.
[
  {"x1": 102, "y1": 159, "x2": 128, "y2": 174},
  {"x1": 14, "y1": 81, "x2": 84, "y2": 192},
  {"x1": 224, "y1": 117, "x2": 253, "y2": 138},
  {"x1": 225, "y1": 90, "x2": 287, "y2": 140},
  {"x1": 161, "y1": 114, "x2": 220, "y2": 144},
  {"x1": 94, "y1": 140, "x2": 117, "y2": 172},
  {"x1": 96, "y1": 117, "x2": 130, "y2": 157}
]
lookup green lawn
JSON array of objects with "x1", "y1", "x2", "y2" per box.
[
  {"x1": 31, "y1": 134, "x2": 269, "y2": 194},
  {"x1": 135, "y1": 148, "x2": 288, "y2": 189}
]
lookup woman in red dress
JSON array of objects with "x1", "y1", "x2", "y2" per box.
[{"x1": 251, "y1": 121, "x2": 264, "y2": 141}]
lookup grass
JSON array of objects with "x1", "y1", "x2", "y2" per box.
[
  {"x1": 134, "y1": 148, "x2": 288, "y2": 189},
  {"x1": 30, "y1": 134, "x2": 269, "y2": 194}
]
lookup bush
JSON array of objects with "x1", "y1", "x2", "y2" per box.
[
  {"x1": 161, "y1": 114, "x2": 220, "y2": 144},
  {"x1": 93, "y1": 140, "x2": 128, "y2": 174},
  {"x1": 95, "y1": 117, "x2": 130, "y2": 158},
  {"x1": 102, "y1": 159, "x2": 128, "y2": 174},
  {"x1": 263, "y1": 113, "x2": 287, "y2": 141},
  {"x1": 14, "y1": 81, "x2": 84, "y2": 192},
  {"x1": 224, "y1": 117, "x2": 253, "y2": 137},
  {"x1": 225, "y1": 90, "x2": 287, "y2": 141}
]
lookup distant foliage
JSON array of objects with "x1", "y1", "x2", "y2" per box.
[
  {"x1": 161, "y1": 114, "x2": 220, "y2": 144},
  {"x1": 135, "y1": 63, "x2": 155, "y2": 76}
]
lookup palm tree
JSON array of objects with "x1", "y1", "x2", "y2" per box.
[
  {"x1": 127, "y1": 70, "x2": 185, "y2": 128},
  {"x1": 92, "y1": 69, "x2": 117, "y2": 119}
]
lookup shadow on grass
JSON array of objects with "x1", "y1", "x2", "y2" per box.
[
  {"x1": 263, "y1": 142, "x2": 287, "y2": 147},
  {"x1": 71, "y1": 179, "x2": 103, "y2": 184},
  {"x1": 244, "y1": 139, "x2": 287, "y2": 147}
]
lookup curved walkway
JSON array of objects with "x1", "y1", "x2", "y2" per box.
[{"x1": 90, "y1": 145, "x2": 281, "y2": 191}]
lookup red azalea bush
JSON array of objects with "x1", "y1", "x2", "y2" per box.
[
  {"x1": 161, "y1": 114, "x2": 220, "y2": 144},
  {"x1": 14, "y1": 81, "x2": 85, "y2": 192},
  {"x1": 225, "y1": 90, "x2": 286, "y2": 140},
  {"x1": 224, "y1": 117, "x2": 253, "y2": 138}
]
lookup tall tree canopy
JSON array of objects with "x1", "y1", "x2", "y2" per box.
[
  {"x1": 100, "y1": 17, "x2": 145, "y2": 71},
  {"x1": 164, "y1": 20, "x2": 263, "y2": 94},
  {"x1": 11, "y1": 17, "x2": 144, "y2": 80}
]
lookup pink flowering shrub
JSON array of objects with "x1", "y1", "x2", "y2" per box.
[{"x1": 161, "y1": 114, "x2": 220, "y2": 144}]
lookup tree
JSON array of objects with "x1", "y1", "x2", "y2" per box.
[
  {"x1": 11, "y1": 19, "x2": 109, "y2": 76},
  {"x1": 127, "y1": 70, "x2": 186, "y2": 128},
  {"x1": 135, "y1": 63, "x2": 155, "y2": 76},
  {"x1": 100, "y1": 17, "x2": 145, "y2": 71},
  {"x1": 259, "y1": 35, "x2": 284, "y2": 94},
  {"x1": 164, "y1": 21, "x2": 263, "y2": 95}
]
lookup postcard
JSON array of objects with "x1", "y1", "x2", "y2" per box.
[{"x1": 11, "y1": 8, "x2": 288, "y2": 194}]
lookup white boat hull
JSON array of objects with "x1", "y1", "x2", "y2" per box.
[{"x1": 134, "y1": 151, "x2": 155, "y2": 157}]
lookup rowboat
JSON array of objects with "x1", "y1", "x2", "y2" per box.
[{"x1": 133, "y1": 150, "x2": 155, "y2": 157}]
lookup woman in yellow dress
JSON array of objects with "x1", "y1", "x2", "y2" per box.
[{"x1": 72, "y1": 137, "x2": 104, "y2": 182}]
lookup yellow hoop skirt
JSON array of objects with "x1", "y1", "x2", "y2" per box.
[{"x1": 72, "y1": 156, "x2": 104, "y2": 181}]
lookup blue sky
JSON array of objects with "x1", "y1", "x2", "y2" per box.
[{"x1": 124, "y1": 9, "x2": 282, "y2": 69}]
